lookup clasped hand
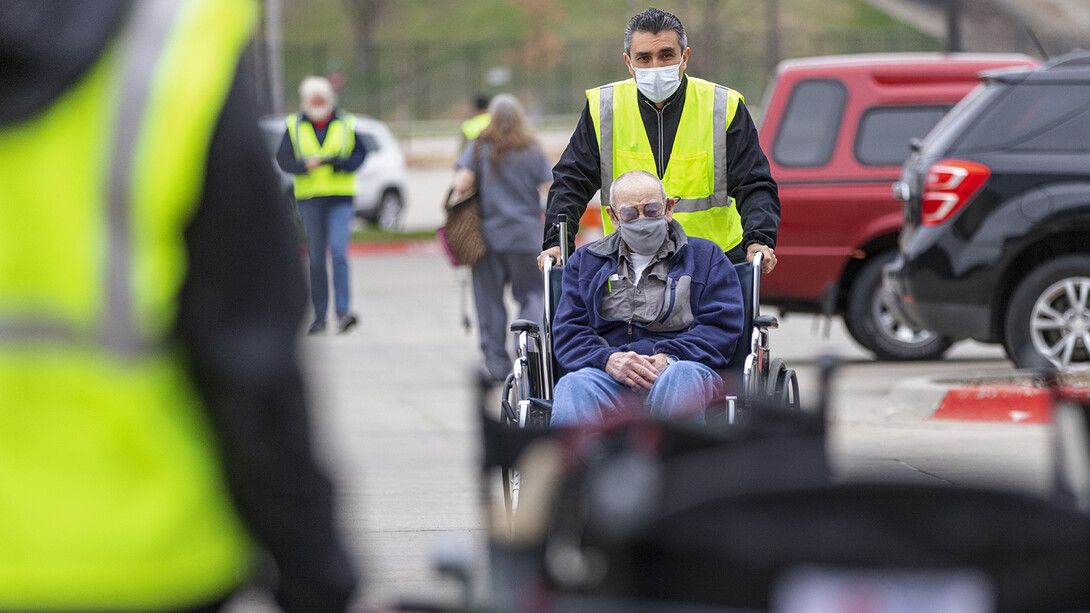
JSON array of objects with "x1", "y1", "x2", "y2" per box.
[
  {"x1": 304, "y1": 157, "x2": 338, "y2": 171},
  {"x1": 605, "y1": 351, "x2": 670, "y2": 391}
]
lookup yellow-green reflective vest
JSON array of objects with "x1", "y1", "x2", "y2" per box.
[
  {"x1": 461, "y1": 112, "x2": 491, "y2": 141},
  {"x1": 587, "y1": 77, "x2": 745, "y2": 252},
  {"x1": 286, "y1": 112, "x2": 358, "y2": 199},
  {"x1": 0, "y1": 0, "x2": 256, "y2": 609}
]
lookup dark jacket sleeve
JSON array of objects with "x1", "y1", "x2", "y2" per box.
[
  {"x1": 543, "y1": 102, "x2": 601, "y2": 252},
  {"x1": 276, "y1": 126, "x2": 308, "y2": 174},
  {"x1": 178, "y1": 62, "x2": 358, "y2": 613},
  {"x1": 552, "y1": 248, "x2": 618, "y2": 372},
  {"x1": 332, "y1": 129, "x2": 367, "y2": 173},
  {"x1": 726, "y1": 101, "x2": 780, "y2": 250}
]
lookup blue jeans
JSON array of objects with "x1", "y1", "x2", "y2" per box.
[
  {"x1": 299, "y1": 198, "x2": 354, "y2": 319},
  {"x1": 550, "y1": 361, "x2": 722, "y2": 426}
]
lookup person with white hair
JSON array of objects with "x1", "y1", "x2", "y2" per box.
[
  {"x1": 277, "y1": 76, "x2": 367, "y2": 334},
  {"x1": 450, "y1": 93, "x2": 552, "y2": 384}
]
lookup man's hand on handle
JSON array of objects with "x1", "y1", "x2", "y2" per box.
[
  {"x1": 537, "y1": 246, "x2": 562, "y2": 271},
  {"x1": 747, "y1": 242, "x2": 777, "y2": 274}
]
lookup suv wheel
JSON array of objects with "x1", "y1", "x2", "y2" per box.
[
  {"x1": 1004, "y1": 255, "x2": 1090, "y2": 371},
  {"x1": 845, "y1": 252, "x2": 953, "y2": 360},
  {"x1": 377, "y1": 189, "x2": 404, "y2": 230}
]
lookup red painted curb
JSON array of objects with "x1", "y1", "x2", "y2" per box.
[
  {"x1": 347, "y1": 239, "x2": 442, "y2": 256},
  {"x1": 932, "y1": 385, "x2": 1090, "y2": 424},
  {"x1": 301, "y1": 240, "x2": 442, "y2": 257}
]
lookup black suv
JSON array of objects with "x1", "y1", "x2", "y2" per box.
[{"x1": 886, "y1": 51, "x2": 1090, "y2": 371}]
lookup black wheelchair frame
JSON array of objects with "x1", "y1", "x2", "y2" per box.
[{"x1": 498, "y1": 217, "x2": 799, "y2": 524}]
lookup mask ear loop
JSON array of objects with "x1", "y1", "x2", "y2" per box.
[{"x1": 607, "y1": 205, "x2": 625, "y2": 223}]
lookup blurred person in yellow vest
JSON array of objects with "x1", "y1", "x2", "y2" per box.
[
  {"x1": 277, "y1": 76, "x2": 368, "y2": 335},
  {"x1": 460, "y1": 93, "x2": 492, "y2": 146},
  {"x1": 539, "y1": 7, "x2": 780, "y2": 274},
  {"x1": 0, "y1": 0, "x2": 358, "y2": 611}
]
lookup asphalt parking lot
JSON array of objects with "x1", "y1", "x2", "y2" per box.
[
  {"x1": 265, "y1": 244, "x2": 1053, "y2": 611},
  {"x1": 219, "y1": 134, "x2": 1060, "y2": 610}
]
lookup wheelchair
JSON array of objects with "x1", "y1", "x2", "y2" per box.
[
  {"x1": 442, "y1": 364, "x2": 1090, "y2": 613},
  {"x1": 478, "y1": 402, "x2": 1090, "y2": 613},
  {"x1": 497, "y1": 217, "x2": 799, "y2": 523}
]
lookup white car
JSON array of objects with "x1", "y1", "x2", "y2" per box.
[{"x1": 260, "y1": 114, "x2": 409, "y2": 229}]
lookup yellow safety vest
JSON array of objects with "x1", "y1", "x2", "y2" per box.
[
  {"x1": 588, "y1": 77, "x2": 745, "y2": 252},
  {"x1": 286, "y1": 112, "x2": 358, "y2": 199},
  {"x1": 461, "y1": 112, "x2": 491, "y2": 141},
  {"x1": 0, "y1": 0, "x2": 256, "y2": 609}
]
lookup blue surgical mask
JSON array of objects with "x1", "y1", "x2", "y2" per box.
[
  {"x1": 632, "y1": 62, "x2": 682, "y2": 103},
  {"x1": 617, "y1": 216, "x2": 668, "y2": 255}
]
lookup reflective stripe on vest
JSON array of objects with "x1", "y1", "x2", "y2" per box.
[
  {"x1": 0, "y1": 0, "x2": 256, "y2": 608},
  {"x1": 589, "y1": 77, "x2": 744, "y2": 251},
  {"x1": 0, "y1": 0, "x2": 181, "y2": 355},
  {"x1": 286, "y1": 112, "x2": 357, "y2": 199}
]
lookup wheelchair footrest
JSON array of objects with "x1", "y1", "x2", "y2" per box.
[{"x1": 523, "y1": 398, "x2": 553, "y2": 429}]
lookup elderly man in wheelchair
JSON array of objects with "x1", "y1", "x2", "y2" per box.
[
  {"x1": 497, "y1": 169, "x2": 797, "y2": 524},
  {"x1": 548, "y1": 170, "x2": 743, "y2": 426}
]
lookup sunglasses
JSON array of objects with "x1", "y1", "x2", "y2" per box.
[{"x1": 612, "y1": 201, "x2": 665, "y2": 222}]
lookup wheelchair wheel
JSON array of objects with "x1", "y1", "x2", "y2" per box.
[
  {"x1": 500, "y1": 374, "x2": 521, "y2": 529},
  {"x1": 766, "y1": 357, "x2": 801, "y2": 411}
]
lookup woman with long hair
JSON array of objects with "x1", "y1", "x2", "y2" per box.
[{"x1": 451, "y1": 93, "x2": 552, "y2": 383}]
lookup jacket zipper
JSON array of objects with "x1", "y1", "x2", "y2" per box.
[
  {"x1": 641, "y1": 97, "x2": 671, "y2": 179},
  {"x1": 655, "y1": 103, "x2": 668, "y2": 178}
]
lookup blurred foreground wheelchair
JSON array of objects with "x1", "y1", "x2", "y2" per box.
[
  {"x1": 462, "y1": 365, "x2": 1090, "y2": 613},
  {"x1": 497, "y1": 217, "x2": 800, "y2": 523}
]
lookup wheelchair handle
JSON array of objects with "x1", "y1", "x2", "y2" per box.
[
  {"x1": 542, "y1": 255, "x2": 556, "y2": 400},
  {"x1": 750, "y1": 250, "x2": 763, "y2": 319}
]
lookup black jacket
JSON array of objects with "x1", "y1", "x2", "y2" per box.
[
  {"x1": 544, "y1": 75, "x2": 781, "y2": 255},
  {"x1": 0, "y1": 2, "x2": 357, "y2": 611}
]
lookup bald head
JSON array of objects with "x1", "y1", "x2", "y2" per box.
[{"x1": 610, "y1": 170, "x2": 669, "y2": 212}]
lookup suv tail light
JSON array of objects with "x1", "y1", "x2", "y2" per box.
[{"x1": 921, "y1": 160, "x2": 990, "y2": 226}]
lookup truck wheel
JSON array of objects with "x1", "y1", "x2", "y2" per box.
[
  {"x1": 845, "y1": 252, "x2": 952, "y2": 361},
  {"x1": 1004, "y1": 255, "x2": 1090, "y2": 371}
]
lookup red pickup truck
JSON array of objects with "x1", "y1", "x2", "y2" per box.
[{"x1": 758, "y1": 53, "x2": 1037, "y2": 359}]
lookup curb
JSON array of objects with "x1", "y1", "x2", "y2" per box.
[
  {"x1": 887, "y1": 371, "x2": 1090, "y2": 424},
  {"x1": 347, "y1": 239, "x2": 442, "y2": 257},
  {"x1": 884, "y1": 375, "x2": 952, "y2": 421}
]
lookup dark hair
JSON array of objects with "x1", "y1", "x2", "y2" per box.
[
  {"x1": 624, "y1": 7, "x2": 687, "y2": 55},
  {"x1": 474, "y1": 94, "x2": 491, "y2": 111}
]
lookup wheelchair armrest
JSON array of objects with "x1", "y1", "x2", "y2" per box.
[
  {"x1": 510, "y1": 319, "x2": 541, "y2": 334},
  {"x1": 754, "y1": 314, "x2": 779, "y2": 330}
]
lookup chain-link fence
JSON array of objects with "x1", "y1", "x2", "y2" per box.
[{"x1": 276, "y1": 27, "x2": 944, "y2": 125}]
